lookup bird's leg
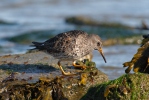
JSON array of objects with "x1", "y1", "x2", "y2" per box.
[
  {"x1": 72, "y1": 61, "x2": 86, "y2": 69},
  {"x1": 58, "y1": 60, "x2": 75, "y2": 76}
]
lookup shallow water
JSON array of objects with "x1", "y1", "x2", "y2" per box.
[{"x1": 93, "y1": 45, "x2": 139, "y2": 80}]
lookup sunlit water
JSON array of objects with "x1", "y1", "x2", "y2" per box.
[{"x1": 0, "y1": 0, "x2": 148, "y2": 79}]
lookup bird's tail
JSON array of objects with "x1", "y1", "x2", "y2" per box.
[{"x1": 30, "y1": 42, "x2": 46, "y2": 50}]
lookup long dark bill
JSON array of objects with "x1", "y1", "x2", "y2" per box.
[{"x1": 98, "y1": 47, "x2": 107, "y2": 63}]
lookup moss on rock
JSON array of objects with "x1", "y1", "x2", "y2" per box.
[{"x1": 81, "y1": 73, "x2": 149, "y2": 100}]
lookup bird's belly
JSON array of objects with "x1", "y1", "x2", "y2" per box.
[
  {"x1": 49, "y1": 52, "x2": 92, "y2": 61},
  {"x1": 78, "y1": 53, "x2": 93, "y2": 61}
]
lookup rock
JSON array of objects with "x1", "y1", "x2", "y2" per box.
[
  {"x1": 65, "y1": 16, "x2": 99, "y2": 26},
  {"x1": 81, "y1": 73, "x2": 149, "y2": 100},
  {"x1": 0, "y1": 51, "x2": 108, "y2": 100},
  {"x1": 65, "y1": 16, "x2": 132, "y2": 29}
]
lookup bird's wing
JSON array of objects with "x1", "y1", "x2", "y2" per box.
[{"x1": 42, "y1": 30, "x2": 90, "y2": 55}]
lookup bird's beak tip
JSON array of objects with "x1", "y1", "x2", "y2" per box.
[{"x1": 98, "y1": 48, "x2": 107, "y2": 63}]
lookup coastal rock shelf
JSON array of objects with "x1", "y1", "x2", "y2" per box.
[{"x1": 0, "y1": 51, "x2": 108, "y2": 100}]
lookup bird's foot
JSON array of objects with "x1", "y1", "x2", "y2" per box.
[
  {"x1": 72, "y1": 61, "x2": 87, "y2": 69},
  {"x1": 73, "y1": 64, "x2": 87, "y2": 69},
  {"x1": 61, "y1": 71, "x2": 76, "y2": 76},
  {"x1": 58, "y1": 61, "x2": 77, "y2": 76}
]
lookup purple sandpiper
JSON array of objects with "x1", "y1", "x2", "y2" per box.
[{"x1": 32, "y1": 30, "x2": 106, "y2": 75}]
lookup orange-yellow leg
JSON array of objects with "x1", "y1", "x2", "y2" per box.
[
  {"x1": 58, "y1": 61, "x2": 75, "y2": 76},
  {"x1": 72, "y1": 61, "x2": 86, "y2": 69}
]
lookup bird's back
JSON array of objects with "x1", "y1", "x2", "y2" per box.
[{"x1": 32, "y1": 30, "x2": 92, "y2": 60}]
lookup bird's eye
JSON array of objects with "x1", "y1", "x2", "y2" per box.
[{"x1": 97, "y1": 42, "x2": 101, "y2": 46}]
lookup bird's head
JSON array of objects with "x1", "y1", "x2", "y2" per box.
[{"x1": 90, "y1": 34, "x2": 107, "y2": 63}]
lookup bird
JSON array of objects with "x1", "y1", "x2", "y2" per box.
[{"x1": 31, "y1": 30, "x2": 106, "y2": 75}]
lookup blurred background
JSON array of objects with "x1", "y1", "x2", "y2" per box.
[{"x1": 0, "y1": 0, "x2": 149, "y2": 79}]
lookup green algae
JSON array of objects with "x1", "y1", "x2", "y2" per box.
[
  {"x1": 81, "y1": 73, "x2": 149, "y2": 100},
  {"x1": 76, "y1": 59, "x2": 96, "y2": 69}
]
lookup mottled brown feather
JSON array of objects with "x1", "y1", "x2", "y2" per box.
[{"x1": 32, "y1": 30, "x2": 103, "y2": 61}]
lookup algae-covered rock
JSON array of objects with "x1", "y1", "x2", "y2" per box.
[
  {"x1": 5, "y1": 30, "x2": 57, "y2": 44},
  {"x1": 0, "y1": 51, "x2": 108, "y2": 100},
  {"x1": 81, "y1": 73, "x2": 149, "y2": 100},
  {"x1": 65, "y1": 16, "x2": 132, "y2": 29},
  {"x1": 0, "y1": 68, "x2": 108, "y2": 100},
  {"x1": 123, "y1": 34, "x2": 149, "y2": 73}
]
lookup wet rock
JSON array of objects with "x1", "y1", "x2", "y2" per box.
[
  {"x1": 0, "y1": 51, "x2": 108, "y2": 100},
  {"x1": 81, "y1": 73, "x2": 149, "y2": 100},
  {"x1": 0, "y1": 70, "x2": 107, "y2": 100}
]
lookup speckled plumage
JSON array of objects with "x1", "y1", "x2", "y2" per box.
[
  {"x1": 32, "y1": 30, "x2": 106, "y2": 75},
  {"x1": 33, "y1": 30, "x2": 99, "y2": 60}
]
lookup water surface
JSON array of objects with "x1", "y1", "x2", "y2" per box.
[{"x1": 93, "y1": 45, "x2": 139, "y2": 79}]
